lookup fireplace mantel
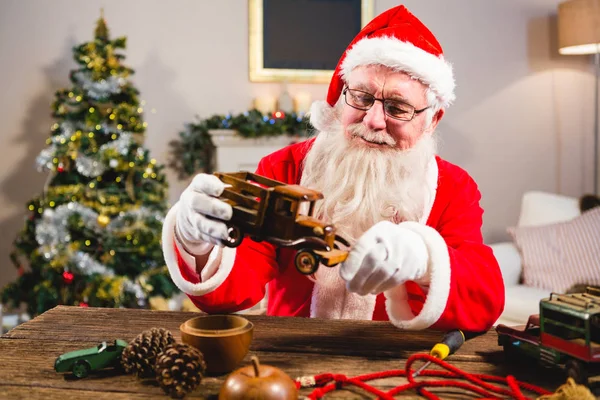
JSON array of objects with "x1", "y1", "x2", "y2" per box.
[{"x1": 208, "y1": 129, "x2": 304, "y2": 172}]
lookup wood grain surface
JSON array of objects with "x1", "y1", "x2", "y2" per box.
[{"x1": 0, "y1": 306, "x2": 568, "y2": 399}]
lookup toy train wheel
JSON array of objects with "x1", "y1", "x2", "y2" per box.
[
  {"x1": 565, "y1": 358, "x2": 588, "y2": 385},
  {"x1": 223, "y1": 226, "x2": 243, "y2": 247},
  {"x1": 295, "y1": 249, "x2": 321, "y2": 275},
  {"x1": 72, "y1": 360, "x2": 91, "y2": 379}
]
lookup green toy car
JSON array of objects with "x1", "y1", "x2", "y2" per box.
[{"x1": 54, "y1": 339, "x2": 128, "y2": 378}]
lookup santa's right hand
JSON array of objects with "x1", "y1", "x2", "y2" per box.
[{"x1": 175, "y1": 173, "x2": 233, "y2": 254}]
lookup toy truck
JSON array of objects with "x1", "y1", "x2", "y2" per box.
[
  {"x1": 213, "y1": 171, "x2": 349, "y2": 275},
  {"x1": 496, "y1": 287, "x2": 600, "y2": 385}
]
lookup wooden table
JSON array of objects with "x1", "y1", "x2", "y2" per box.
[{"x1": 0, "y1": 306, "x2": 564, "y2": 399}]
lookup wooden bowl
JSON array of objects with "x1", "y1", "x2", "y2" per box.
[{"x1": 180, "y1": 315, "x2": 254, "y2": 375}]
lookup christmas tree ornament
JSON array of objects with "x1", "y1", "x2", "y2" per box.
[
  {"x1": 62, "y1": 271, "x2": 74, "y2": 285},
  {"x1": 97, "y1": 214, "x2": 110, "y2": 227},
  {"x1": 121, "y1": 327, "x2": 175, "y2": 378},
  {"x1": 155, "y1": 343, "x2": 207, "y2": 399},
  {"x1": 219, "y1": 356, "x2": 298, "y2": 400}
]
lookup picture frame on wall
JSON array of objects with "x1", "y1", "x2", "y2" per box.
[{"x1": 249, "y1": 0, "x2": 374, "y2": 83}]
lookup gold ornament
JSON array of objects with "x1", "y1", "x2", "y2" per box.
[
  {"x1": 95, "y1": 10, "x2": 109, "y2": 41},
  {"x1": 97, "y1": 214, "x2": 110, "y2": 227},
  {"x1": 100, "y1": 252, "x2": 113, "y2": 264},
  {"x1": 107, "y1": 56, "x2": 119, "y2": 69}
]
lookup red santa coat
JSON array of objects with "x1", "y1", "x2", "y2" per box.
[{"x1": 162, "y1": 139, "x2": 505, "y2": 331}]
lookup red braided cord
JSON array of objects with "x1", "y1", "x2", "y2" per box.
[
  {"x1": 405, "y1": 354, "x2": 531, "y2": 399},
  {"x1": 296, "y1": 353, "x2": 553, "y2": 399}
]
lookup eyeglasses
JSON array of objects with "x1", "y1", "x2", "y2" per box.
[{"x1": 342, "y1": 88, "x2": 430, "y2": 121}]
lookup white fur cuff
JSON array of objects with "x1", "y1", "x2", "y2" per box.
[
  {"x1": 384, "y1": 222, "x2": 451, "y2": 330},
  {"x1": 162, "y1": 204, "x2": 235, "y2": 297}
]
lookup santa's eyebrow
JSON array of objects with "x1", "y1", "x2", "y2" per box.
[
  {"x1": 383, "y1": 92, "x2": 411, "y2": 102},
  {"x1": 349, "y1": 83, "x2": 373, "y2": 93},
  {"x1": 348, "y1": 84, "x2": 413, "y2": 103}
]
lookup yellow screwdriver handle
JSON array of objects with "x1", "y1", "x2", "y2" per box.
[
  {"x1": 430, "y1": 330, "x2": 466, "y2": 360},
  {"x1": 430, "y1": 343, "x2": 450, "y2": 360}
]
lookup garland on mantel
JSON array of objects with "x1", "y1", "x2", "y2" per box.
[{"x1": 169, "y1": 109, "x2": 312, "y2": 179}]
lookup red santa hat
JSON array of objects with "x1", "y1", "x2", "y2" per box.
[{"x1": 310, "y1": 5, "x2": 455, "y2": 131}]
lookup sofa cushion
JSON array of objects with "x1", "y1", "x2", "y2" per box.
[
  {"x1": 517, "y1": 191, "x2": 580, "y2": 227},
  {"x1": 508, "y1": 208, "x2": 600, "y2": 293},
  {"x1": 489, "y1": 242, "x2": 522, "y2": 286}
]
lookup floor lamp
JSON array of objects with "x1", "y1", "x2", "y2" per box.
[{"x1": 558, "y1": 0, "x2": 600, "y2": 195}]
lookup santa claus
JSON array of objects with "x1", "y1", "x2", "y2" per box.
[{"x1": 162, "y1": 5, "x2": 504, "y2": 331}]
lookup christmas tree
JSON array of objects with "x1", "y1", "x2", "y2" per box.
[{"x1": 1, "y1": 13, "x2": 177, "y2": 317}]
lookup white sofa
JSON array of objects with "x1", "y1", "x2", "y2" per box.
[{"x1": 490, "y1": 191, "x2": 581, "y2": 327}]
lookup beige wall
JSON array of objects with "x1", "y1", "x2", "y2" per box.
[{"x1": 0, "y1": 0, "x2": 596, "y2": 288}]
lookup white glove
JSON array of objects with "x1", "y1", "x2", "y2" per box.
[
  {"x1": 175, "y1": 173, "x2": 233, "y2": 255},
  {"x1": 340, "y1": 221, "x2": 429, "y2": 296}
]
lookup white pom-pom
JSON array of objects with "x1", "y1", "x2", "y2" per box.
[{"x1": 308, "y1": 100, "x2": 339, "y2": 132}]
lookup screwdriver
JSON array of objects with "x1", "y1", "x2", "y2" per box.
[{"x1": 412, "y1": 330, "x2": 466, "y2": 378}]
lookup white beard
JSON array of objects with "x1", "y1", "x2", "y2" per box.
[
  {"x1": 300, "y1": 120, "x2": 437, "y2": 320},
  {"x1": 300, "y1": 121, "x2": 437, "y2": 245}
]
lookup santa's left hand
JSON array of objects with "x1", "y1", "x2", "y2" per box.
[{"x1": 340, "y1": 221, "x2": 430, "y2": 296}]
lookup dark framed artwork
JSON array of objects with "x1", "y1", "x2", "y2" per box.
[{"x1": 249, "y1": 0, "x2": 374, "y2": 83}]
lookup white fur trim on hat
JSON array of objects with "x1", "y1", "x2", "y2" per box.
[
  {"x1": 384, "y1": 221, "x2": 451, "y2": 330},
  {"x1": 341, "y1": 36, "x2": 455, "y2": 106},
  {"x1": 162, "y1": 203, "x2": 235, "y2": 297},
  {"x1": 308, "y1": 100, "x2": 340, "y2": 133}
]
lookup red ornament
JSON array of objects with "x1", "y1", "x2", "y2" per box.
[
  {"x1": 79, "y1": 302, "x2": 89, "y2": 308},
  {"x1": 17, "y1": 266, "x2": 24, "y2": 276},
  {"x1": 272, "y1": 110, "x2": 285, "y2": 119},
  {"x1": 62, "y1": 271, "x2": 74, "y2": 284},
  {"x1": 57, "y1": 164, "x2": 65, "y2": 173}
]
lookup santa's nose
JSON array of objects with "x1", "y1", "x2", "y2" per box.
[{"x1": 362, "y1": 101, "x2": 387, "y2": 131}]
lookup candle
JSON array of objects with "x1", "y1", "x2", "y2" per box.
[
  {"x1": 254, "y1": 96, "x2": 277, "y2": 115},
  {"x1": 293, "y1": 92, "x2": 312, "y2": 114}
]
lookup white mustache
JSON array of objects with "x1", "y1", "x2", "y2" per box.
[{"x1": 347, "y1": 124, "x2": 396, "y2": 146}]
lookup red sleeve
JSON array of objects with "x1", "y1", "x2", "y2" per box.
[{"x1": 430, "y1": 172, "x2": 505, "y2": 331}]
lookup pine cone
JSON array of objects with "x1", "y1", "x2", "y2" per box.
[
  {"x1": 121, "y1": 327, "x2": 175, "y2": 378},
  {"x1": 155, "y1": 343, "x2": 207, "y2": 399}
]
